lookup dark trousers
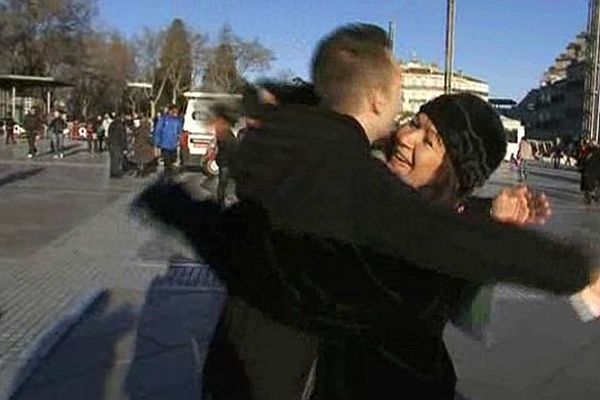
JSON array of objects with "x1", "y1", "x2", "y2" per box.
[
  {"x1": 52, "y1": 133, "x2": 64, "y2": 154},
  {"x1": 162, "y1": 149, "x2": 177, "y2": 176},
  {"x1": 4, "y1": 127, "x2": 15, "y2": 144},
  {"x1": 109, "y1": 146, "x2": 124, "y2": 177},
  {"x1": 203, "y1": 297, "x2": 317, "y2": 400},
  {"x1": 217, "y1": 166, "x2": 230, "y2": 205},
  {"x1": 553, "y1": 155, "x2": 561, "y2": 169},
  {"x1": 88, "y1": 138, "x2": 98, "y2": 153},
  {"x1": 27, "y1": 132, "x2": 37, "y2": 155}
]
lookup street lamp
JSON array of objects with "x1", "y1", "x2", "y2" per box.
[{"x1": 444, "y1": 0, "x2": 456, "y2": 94}]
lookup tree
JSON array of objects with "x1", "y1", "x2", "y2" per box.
[
  {"x1": 157, "y1": 19, "x2": 193, "y2": 106},
  {"x1": 202, "y1": 24, "x2": 275, "y2": 93},
  {"x1": 0, "y1": 0, "x2": 96, "y2": 76},
  {"x1": 134, "y1": 20, "x2": 206, "y2": 115},
  {"x1": 67, "y1": 32, "x2": 136, "y2": 118},
  {"x1": 132, "y1": 28, "x2": 168, "y2": 117},
  {"x1": 202, "y1": 40, "x2": 240, "y2": 93}
]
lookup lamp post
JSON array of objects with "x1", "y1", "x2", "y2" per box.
[
  {"x1": 584, "y1": 0, "x2": 600, "y2": 142},
  {"x1": 444, "y1": 0, "x2": 456, "y2": 94},
  {"x1": 388, "y1": 21, "x2": 397, "y2": 55}
]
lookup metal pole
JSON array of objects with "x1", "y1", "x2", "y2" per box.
[
  {"x1": 588, "y1": 0, "x2": 600, "y2": 142},
  {"x1": 593, "y1": 0, "x2": 600, "y2": 142},
  {"x1": 11, "y1": 86, "x2": 16, "y2": 119},
  {"x1": 583, "y1": 0, "x2": 596, "y2": 141},
  {"x1": 444, "y1": 0, "x2": 456, "y2": 94},
  {"x1": 47, "y1": 90, "x2": 51, "y2": 115},
  {"x1": 388, "y1": 21, "x2": 396, "y2": 55}
]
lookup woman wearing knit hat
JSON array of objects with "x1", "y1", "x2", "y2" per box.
[
  {"x1": 388, "y1": 93, "x2": 529, "y2": 219},
  {"x1": 133, "y1": 92, "x2": 579, "y2": 400}
]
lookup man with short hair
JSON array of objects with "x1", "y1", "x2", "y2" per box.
[
  {"x1": 136, "y1": 24, "x2": 596, "y2": 399},
  {"x1": 153, "y1": 104, "x2": 183, "y2": 176},
  {"x1": 200, "y1": 23, "x2": 595, "y2": 399}
]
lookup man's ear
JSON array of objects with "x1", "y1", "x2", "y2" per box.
[{"x1": 370, "y1": 88, "x2": 385, "y2": 116}]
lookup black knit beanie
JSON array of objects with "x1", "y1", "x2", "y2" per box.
[{"x1": 419, "y1": 93, "x2": 506, "y2": 195}]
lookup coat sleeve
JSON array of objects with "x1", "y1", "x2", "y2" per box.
[
  {"x1": 352, "y1": 157, "x2": 593, "y2": 295},
  {"x1": 461, "y1": 196, "x2": 493, "y2": 219},
  {"x1": 130, "y1": 179, "x2": 298, "y2": 319},
  {"x1": 231, "y1": 113, "x2": 594, "y2": 296}
]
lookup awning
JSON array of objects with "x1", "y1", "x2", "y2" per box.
[{"x1": 0, "y1": 75, "x2": 72, "y2": 89}]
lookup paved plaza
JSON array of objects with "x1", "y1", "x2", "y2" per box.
[{"x1": 0, "y1": 138, "x2": 599, "y2": 400}]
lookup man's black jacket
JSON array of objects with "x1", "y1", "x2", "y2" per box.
[
  {"x1": 133, "y1": 105, "x2": 594, "y2": 399},
  {"x1": 216, "y1": 129, "x2": 238, "y2": 169},
  {"x1": 230, "y1": 104, "x2": 591, "y2": 292}
]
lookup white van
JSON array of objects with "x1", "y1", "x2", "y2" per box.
[
  {"x1": 500, "y1": 115, "x2": 525, "y2": 161},
  {"x1": 180, "y1": 92, "x2": 241, "y2": 174}
]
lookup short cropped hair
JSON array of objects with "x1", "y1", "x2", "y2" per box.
[{"x1": 311, "y1": 23, "x2": 398, "y2": 112}]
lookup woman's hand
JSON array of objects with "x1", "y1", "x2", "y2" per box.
[{"x1": 491, "y1": 186, "x2": 551, "y2": 226}]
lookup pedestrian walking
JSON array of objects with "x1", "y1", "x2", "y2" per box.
[
  {"x1": 581, "y1": 146, "x2": 600, "y2": 204},
  {"x1": 552, "y1": 142, "x2": 563, "y2": 169},
  {"x1": 517, "y1": 137, "x2": 534, "y2": 182},
  {"x1": 131, "y1": 117, "x2": 156, "y2": 177},
  {"x1": 48, "y1": 110, "x2": 67, "y2": 159},
  {"x1": 210, "y1": 103, "x2": 239, "y2": 206},
  {"x1": 3, "y1": 114, "x2": 16, "y2": 145},
  {"x1": 108, "y1": 116, "x2": 128, "y2": 178},
  {"x1": 23, "y1": 107, "x2": 42, "y2": 158},
  {"x1": 153, "y1": 104, "x2": 183, "y2": 176},
  {"x1": 94, "y1": 115, "x2": 106, "y2": 152}
]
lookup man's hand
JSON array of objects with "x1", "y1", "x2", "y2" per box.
[
  {"x1": 576, "y1": 268, "x2": 600, "y2": 320},
  {"x1": 491, "y1": 186, "x2": 551, "y2": 226},
  {"x1": 154, "y1": 147, "x2": 161, "y2": 158}
]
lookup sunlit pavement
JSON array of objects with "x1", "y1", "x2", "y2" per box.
[{"x1": 448, "y1": 161, "x2": 600, "y2": 400}]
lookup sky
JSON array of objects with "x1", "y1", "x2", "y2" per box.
[{"x1": 97, "y1": 0, "x2": 588, "y2": 101}]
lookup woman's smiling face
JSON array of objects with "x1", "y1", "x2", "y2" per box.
[{"x1": 388, "y1": 113, "x2": 448, "y2": 189}]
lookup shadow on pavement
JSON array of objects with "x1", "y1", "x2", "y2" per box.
[
  {"x1": 12, "y1": 291, "x2": 136, "y2": 400},
  {"x1": 40, "y1": 143, "x2": 80, "y2": 157},
  {"x1": 0, "y1": 167, "x2": 44, "y2": 188},
  {"x1": 124, "y1": 262, "x2": 225, "y2": 400},
  {"x1": 62, "y1": 148, "x2": 99, "y2": 158}
]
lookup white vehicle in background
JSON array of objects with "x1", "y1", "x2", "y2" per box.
[
  {"x1": 500, "y1": 115, "x2": 525, "y2": 161},
  {"x1": 180, "y1": 92, "x2": 242, "y2": 176}
]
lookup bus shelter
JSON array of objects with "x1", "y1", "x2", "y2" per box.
[{"x1": 0, "y1": 75, "x2": 72, "y2": 121}]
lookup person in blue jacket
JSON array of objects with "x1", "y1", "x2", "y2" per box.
[{"x1": 154, "y1": 104, "x2": 183, "y2": 175}]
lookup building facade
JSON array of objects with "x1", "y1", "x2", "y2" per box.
[
  {"x1": 400, "y1": 60, "x2": 489, "y2": 115},
  {"x1": 517, "y1": 33, "x2": 586, "y2": 141}
]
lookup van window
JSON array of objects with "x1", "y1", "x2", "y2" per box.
[{"x1": 192, "y1": 111, "x2": 209, "y2": 121}]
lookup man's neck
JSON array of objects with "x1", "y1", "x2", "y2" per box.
[{"x1": 327, "y1": 105, "x2": 377, "y2": 144}]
